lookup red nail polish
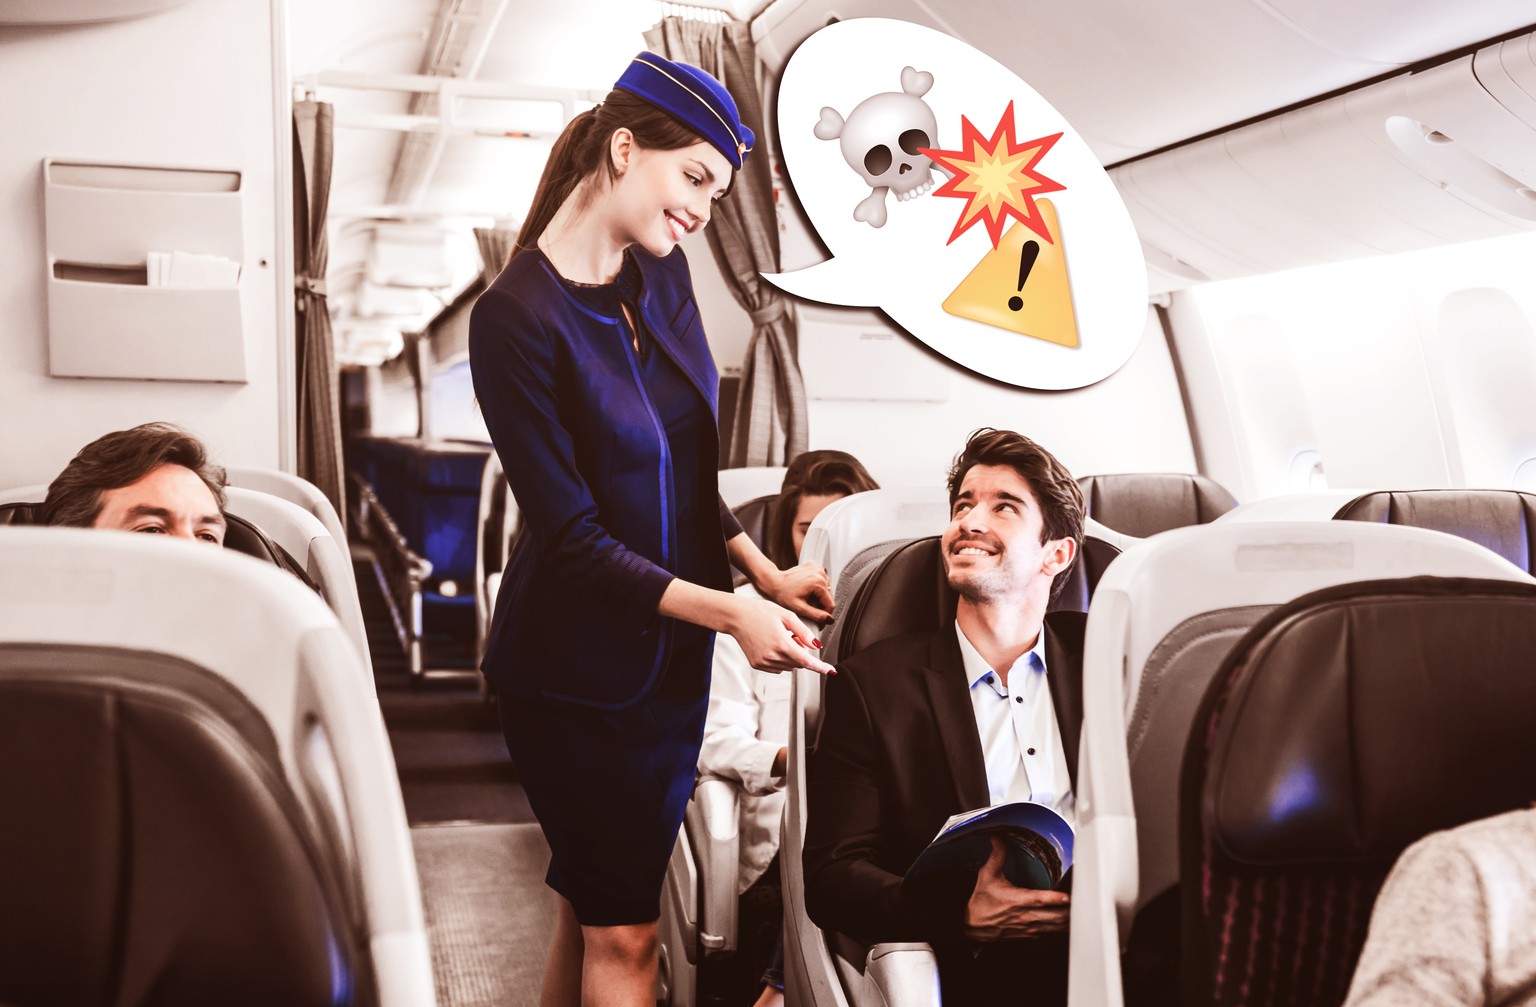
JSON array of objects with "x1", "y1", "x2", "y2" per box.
[{"x1": 813, "y1": 639, "x2": 823, "y2": 649}]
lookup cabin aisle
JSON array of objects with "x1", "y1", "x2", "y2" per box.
[{"x1": 357, "y1": 551, "x2": 557, "y2": 1006}]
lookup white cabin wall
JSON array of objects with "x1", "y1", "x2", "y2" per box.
[
  {"x1": 0, "y1": 0, "x2": 290, "y2": 489},
  {"x1": 1168, "y1": 227, "x2": 1536, "y2": 500},
  {"x1": 797, "y1": 306, "x2": 1196, "y2": 489}
]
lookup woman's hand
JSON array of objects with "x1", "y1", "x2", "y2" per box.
[
  {"x1": 760, "y1": 560, "x2": 834, "y2": 624},
  {"x1": 726, "y1": 594, "x2": 836, "y2": 675}
]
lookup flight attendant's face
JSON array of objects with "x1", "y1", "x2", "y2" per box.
[
  {"x1": 608, "y1": 132, "x2": 731, "y2": 258},
  {"x1": 93, "y1": 462, "x2": 226, "y2": 545}
]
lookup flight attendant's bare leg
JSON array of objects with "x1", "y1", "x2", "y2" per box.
[
  {"x1": 538, "y1": 898, "x2": 658, "y2": 1007},
  {"x1": 540, "y1": 899, "x2": 584, "y2": 1007},
  {"x1": 579, "y1": 921, "x2": 658, "y2": 1007}
]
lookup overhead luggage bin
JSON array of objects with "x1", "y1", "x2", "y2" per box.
[{"x1": 1113, "y1": 27, "x2": 1536, "y2": 292}]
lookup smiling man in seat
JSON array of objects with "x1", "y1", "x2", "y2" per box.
[{"x1": 804, "y1": 427, "x2": 1087, "y2": 1006}]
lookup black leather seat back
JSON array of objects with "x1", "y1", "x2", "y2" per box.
[
  {"x1": 0, "y1": 646, "x2": 367, "y2": 1007},
  {"x1": 1180, "y1": 576, "x2": 1536, "y2": 1007},
  {"x1": 729, "y1": 493, "x2": 777, "y2": 586},
  {"x1": 1333, "y1": 488, "x2": 1536, "y2": 573},
  {"x1": 733, "y1": 493, "x2": 775, "y2": 552},
  {"x1": 0, "y1": 501, "x2": 43, "y2": 526},
  {"x1": 1078, "y1": 473, "x2": 1238, "y2": 538},
  {"x1": 837, "y1": 532, "x2": 1121, "y2": 662}
]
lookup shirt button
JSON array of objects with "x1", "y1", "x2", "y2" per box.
[
  {"x1": 1027, "y1": 748, "x2": 1036, "y2": 755},
  {"x1": 984, "y1": 675, "x2": 994, "y2": 684},
  {"x1": 1015, "y1": 696, "x2": 1024, "y2": 704}
]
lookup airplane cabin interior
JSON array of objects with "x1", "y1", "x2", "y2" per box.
[{"x1": 2, "y1": 0, "x2": 1536, "y2": 1005}]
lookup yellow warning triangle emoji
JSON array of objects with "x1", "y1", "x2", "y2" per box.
[{"x1": 941, "y1": 198, "x2": 1079, "y2": 348}]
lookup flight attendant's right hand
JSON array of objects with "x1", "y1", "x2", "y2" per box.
[{"x1": 728, "y1": 594, "x2": 837, "y2": 675}]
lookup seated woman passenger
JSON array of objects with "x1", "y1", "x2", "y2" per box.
[
  {"x1": 697, "y1": 450, "x2": 880, "y2": 1006},
  {"x1": 1344, "y1": 805, "x2": 1536, "y2": 1007},
  {"x1": 42, "y1": 422, "x2": 227, "y2": 545}
]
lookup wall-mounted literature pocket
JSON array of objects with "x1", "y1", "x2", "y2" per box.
[{"x1": 43, "y1": 159, "x2": 247, "y2": 382}]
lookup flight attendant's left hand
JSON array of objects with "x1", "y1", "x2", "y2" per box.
[{"x1": 761, "y1": 560, "x2": 834, "y2": 624}]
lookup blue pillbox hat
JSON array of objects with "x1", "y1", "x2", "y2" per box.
[{"x1": 614, "y1": 52, "x2": 754, "y2": 170}]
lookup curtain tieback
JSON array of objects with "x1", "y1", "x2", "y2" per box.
[
  {"x1": 296, "y1": 276, "x2": 328, "y2": 297},
  {"x1": 748, "y1": 300, "x2": 788, "y2": 327}
]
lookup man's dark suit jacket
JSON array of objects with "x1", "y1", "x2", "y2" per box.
[{"x1": 804, "y1": 610, "x2": 1088, "y2": 946}]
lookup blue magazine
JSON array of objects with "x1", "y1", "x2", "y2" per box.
[{"x1": 901, "y1": 801, "x2": 1075, "y2": 897}]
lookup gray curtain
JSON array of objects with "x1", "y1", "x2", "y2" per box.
[
  {"x1": 644, "y1": 17, "x2": 809, "y2": 467},
  {"x1": 473, "y1": 224, "x2": 518, "y2": 287},
  {"x1": 293, "y1": 100, "x2": 347, "y2": 529}
]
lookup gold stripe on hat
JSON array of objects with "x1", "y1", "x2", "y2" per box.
[{"x1": 632, "y1": 55, "x2": 751, "y2": 165}]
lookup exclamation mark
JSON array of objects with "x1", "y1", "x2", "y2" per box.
[{"x1": 1008, "y1": 240, "x2": 1041, "y2": 312}]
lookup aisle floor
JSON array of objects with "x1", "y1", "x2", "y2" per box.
[{"x1": 356, "y1": 551, "x2": 551, "y2": 1006}]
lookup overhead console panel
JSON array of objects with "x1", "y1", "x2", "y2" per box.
[{"x1": 1117, "y1": 30, "x2": 1536, "y2": 293}]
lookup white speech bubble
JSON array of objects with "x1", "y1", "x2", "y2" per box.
[{"x1": 766, "y1": 18, "x2": 1147, "y2": 390}]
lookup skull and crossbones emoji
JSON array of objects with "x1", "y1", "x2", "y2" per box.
[{"x1": 814, "y1": 66, "x2": 940, "y2": 228}]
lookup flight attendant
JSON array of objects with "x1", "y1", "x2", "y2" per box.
[{"x1": 468, "y1": 53, "x2": 835, "y2": 1007}]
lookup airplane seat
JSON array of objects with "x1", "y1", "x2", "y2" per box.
[
  {"x1": 1067, "y1": 521, "x2": 1535, "y2": 1007},
  {"x1": 725, "y1": 494, "x2": 776, "y2": 588},
  {"x1": 1077, "y1": 473, "x2": 1238, "y2": 538},
  {"x1": 785, "y1": 518, "x2": 1134, "y2": 1007},
  {"x1": 0, "y1": 528, "x2": 433, "y2": 1006},
  {"x1": 654, "y1": 469, "x2": 791, "y2": 1005},
  {"x1": 0, "y1": 500, "x2": 42, "y2": 525},
  {"x1": 798, "y1": 487, "x2": 953, "y2": 592},
  {"x1": 403, "y1": 440, "x2": 493, "y2": 610},
  {"x1": 474, "y1": 450, "x2": 520, "y2": 667},
  {"x1": 0, "y1": 485, "x2": 318, "y2": 590},
  {"x1": 226, "y1": 465, "x2": 352, "y2": 560},
  {"x1": 1212, "y1": 489, "x2": 1364, "y2": 524},
  {"x1": 0, "y1": 655, "x2": 367, "y2": 1006},
  {"x1": 348, "y1": 439, "x2": 492, "y2": 679},
  {"x1": 819, "y1": 536, "x2": 919, "y2": 667},
  {"x1": 718, "y1": 466, "x2": 789, "y2": 509},
  {"x1": 225, "y1": 486, "x2": 373, "y2": 675},
  {"x1": 733, "y1": 492, "x2": 776, "y2": 550},
  {"x1": 1333, "y1": 488, "x2": 1536, "y2": 573},
  {"x1": 1179, "y1": 575, "x2": 1536, "y2": 1007}
]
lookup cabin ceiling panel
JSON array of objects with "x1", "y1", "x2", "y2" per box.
[
  {"x1": 1258, "y1": 0, "x2": 1535, "y2": 65},
  {"x1": 420, "y1": 135, "x2": 553, "y2": 219},
  {"x1": 1111, "y1": 37, "x2": 1536, "y2": 291},
  {"x1": 474, "y1": 1, "x2": 656, "y2": 90},
  {"x1": 757, "y1": 0, "x2": 1536, "y2": 162}
]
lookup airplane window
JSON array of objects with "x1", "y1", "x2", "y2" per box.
[
  {"x1": 1514, "y1": 458, "x2": 1536, "y2": 493},
  {"x1": 1289, "y1": 448, "x2": 1328, "y2": 491}
]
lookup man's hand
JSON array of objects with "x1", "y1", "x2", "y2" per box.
[{"x1": 963, "y1": 835, "x2": 1071, "y2": 942}]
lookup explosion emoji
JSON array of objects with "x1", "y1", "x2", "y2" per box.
[{"x1": 920, "y1": 102, "x2": 1065, "y2": 249}]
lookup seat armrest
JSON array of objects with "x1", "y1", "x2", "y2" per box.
[
  {"x1": 684, "y1": 776, "x2": 740, "y2": 953},
  {"x1": 830, "y1": 937, "x2": 941, "y2": 1007}
]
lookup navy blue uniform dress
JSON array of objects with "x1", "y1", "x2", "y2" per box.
[{"x1": 468, "y1": 244, "x2": 742, "y2": 925}]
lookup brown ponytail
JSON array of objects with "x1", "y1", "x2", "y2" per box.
[{"x1": 514, "y1": 89, "x2": 725, "y2": 258}]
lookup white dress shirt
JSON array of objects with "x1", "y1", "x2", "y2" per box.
[
  {"x1": 697, "y1": 584, "x2": 792, "y2": 893},
  {"x1": 955, "y1": 622, "x2": 1075, "y2": 826}
]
